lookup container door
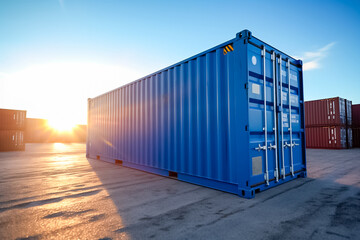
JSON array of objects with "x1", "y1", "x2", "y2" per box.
[
  {"x1": 247, "y1": 45, "x2": 279, "y2": 186},
  {"x1": 247, "y1": 43, "x2": 305, "y2": 187},
  {"x1": 276, "y1": 54, "x2": 304, "y2": 179}
]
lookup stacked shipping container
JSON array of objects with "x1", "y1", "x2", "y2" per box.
[
  {"x1": 305, "y1": 97, "x2": 352, "y2": 149},
  {"x1": 346, "y1": 99, "x2": 353, "y2": 148},
  {"x1": 0, "y1": 108, "x2": 26, "y2": 151},
  {"x1": 352, "y1": 104, "x2": 360, "y2": 147}
]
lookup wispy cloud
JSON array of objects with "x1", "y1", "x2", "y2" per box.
[
  {"x1": 0, "y1": 72, "x2": 9, "y2": 78},
  {"x1": 58, "y1": 0, "x2": 64, "y2": 9},
  {"x1": 296, "y1": 42, "x2": 336, "y2": 71}
]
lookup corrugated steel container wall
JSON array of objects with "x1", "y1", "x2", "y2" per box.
[
  {"x1": 306, "y1": 126, "x2": 347, "y2": 149},
  {"x1": 353, "y1": 128, "x2": 360, "y2": 147},
  {"x1": 305, "y1": 97, "x2": 346, "y2": 127},
  {"x1": 345, "y1": 99, "x2": 352, "y2": 126},
  {"x1": 352, "y1": 105, "x2": 360, "y2": 148},
  {"x1": 352, "y1": 104, "x2": 360, "y2": 127},
  {"x1": 0, "y1": 109, "x2": 27, "y2": 131},
  {"x1": 87, "y1": 30, "x2": 307, "y2": 198},
  {"x1": 0, "y1": 130, "x2": 25, "y2": 151},
  {"x1": 347, "y1": 127, "x2": 352, "y2": 148}
]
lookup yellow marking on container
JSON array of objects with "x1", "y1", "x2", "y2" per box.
[{"x1": 223, "y1": 44, "x2": 234, "y2": 55}]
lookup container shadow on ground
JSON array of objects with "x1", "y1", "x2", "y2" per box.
[{"x1": 86, "y1": 148, "x2": 360, "y2": 240}]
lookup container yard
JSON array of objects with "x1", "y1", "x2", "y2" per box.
[
  {"x1": 1, "y1": 1, "x2": 360, "y2": 239},
  {"x1": 0, "y1": 108, "x2": 26, "y2": 151},
  {"x1": 87, "y1": 30, "x2": 306, "y2": 198}
]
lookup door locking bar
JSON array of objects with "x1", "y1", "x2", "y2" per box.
[
  {"x1": 279, "y1": 56, "x2": 285, "y2": 180},
  {"x1": 262, "y1": 46, "x2": 269, "y2": 186},
  {"x1": 271, "y1": 51, "x2": 279, "y2": 182},
  {"x1": 268, "y1": 143, "x2": 276, "y2": 150},
  {"x1": 287, "y1": 59, "x2": 294, "y2": 177}
]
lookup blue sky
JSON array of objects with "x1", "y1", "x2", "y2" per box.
[{"x1": 0, "y1": 0, "x2": 359, "y2": 124}]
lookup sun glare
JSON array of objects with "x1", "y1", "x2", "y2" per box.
[
  {"x1": 1, "y1": 62, "x2": 140, "y2": 126},
  {"x1": 47, "y1": 119, "x2": 76, "y2": 132}
]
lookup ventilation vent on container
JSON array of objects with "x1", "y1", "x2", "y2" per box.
[
  {"x1": 168, "y1": 171, "x2": 178, "y2": 178},
  {"x1": 115, "y1": 159, "x2": 123, "y2": 165}
]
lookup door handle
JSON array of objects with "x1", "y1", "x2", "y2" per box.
[
  {"x1": 284, "y1": 141, "x2": 298, "y2": 148},
  {"x1": 255, "y1": 144, "x2": 267, "y2": 151},
  {"x1": 268, "y1": 143, "x2": 276, "y2": 150}
]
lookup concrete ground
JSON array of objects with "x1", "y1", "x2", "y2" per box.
[{"x1": 0, "y1": 144, "x2": 359, "y2": 240}]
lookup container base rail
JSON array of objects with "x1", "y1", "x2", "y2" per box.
[{"x1": 87, "y1": 154, "x2": 307, "y2": 199}]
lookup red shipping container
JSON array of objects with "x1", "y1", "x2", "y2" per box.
[
  {"x1": 305, "y1": 97, "x2": 346, "y2": 127},
  {"x1": 352, "y1": 104, "x2": 360, "y2": 127},
  {"x1": 347, "y1": 127, "x2": 352, "y2": 148},
  {"x1": 0, "y1": 109, "x2": 27, "y2": 131},
  {"x1": 306, "y1": 126, "x2": 347, "y2": 149},
  {"x1": 0, "y1": 130, "x2": 25, "y2": 151},
  {"x1": 353, "y1": 128, "x2": 360, "y2": 147}
]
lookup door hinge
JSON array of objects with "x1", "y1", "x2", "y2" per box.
[{"x1": 261, "y1": 49, "x2": 265, "y2": 56}]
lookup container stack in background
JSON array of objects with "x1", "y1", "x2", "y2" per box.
[
  {"x1": 0, "y1": 108, "x2": 26, "y2": 151},
  {"x1": 305, "y1": 97, "x2": 352, "y2": 149},
  {"x1": 352, "y1": 104, "x2": 360, "y2": 147}
]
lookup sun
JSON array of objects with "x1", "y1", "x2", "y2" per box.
[{"x1": 47, "y1": 119, "x2": 76, "y2": 132}]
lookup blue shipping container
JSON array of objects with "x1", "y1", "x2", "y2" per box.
[{"x1": 87, "y1": 30, "x2": 306, "y2": 198}]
